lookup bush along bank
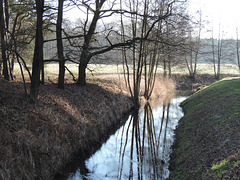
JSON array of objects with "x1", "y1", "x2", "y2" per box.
[{"x1": 169, "y1": 78, "x2": 240, "y2": 179}]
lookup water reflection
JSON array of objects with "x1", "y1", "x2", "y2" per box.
[{"x1": 68, "y1": 97, "x2": 186, "y2": 180}]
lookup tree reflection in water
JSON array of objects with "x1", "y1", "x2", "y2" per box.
[
  {"x1": 68, "y1": 97, "x2": 186, "y2": 180},
  {"x1": 117, "y1": 98, "x2": 172, "y2": 180}
]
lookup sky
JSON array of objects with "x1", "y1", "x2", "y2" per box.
[
  {"x1": 64, "y1": 0, "x2": 240, "y2": 39},
  {"x1": 188, "y1": 0, "x2": 240, "y2": 38}
]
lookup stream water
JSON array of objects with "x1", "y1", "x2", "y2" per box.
[{"x1": 67, "y1": 96, "x2": 186, "y2": 180}]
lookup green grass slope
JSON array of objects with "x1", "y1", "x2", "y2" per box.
[{"x1": 169, "y1": 78, "x2": 240, "y2": 179}]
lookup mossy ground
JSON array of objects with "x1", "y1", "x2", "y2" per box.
[{"x1": 169, "y1": 78, "x2": 240, "y2": 179}]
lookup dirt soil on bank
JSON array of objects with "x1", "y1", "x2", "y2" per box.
[{"x1": 169, "y1": 77, "x2": 240, "y2": 179}]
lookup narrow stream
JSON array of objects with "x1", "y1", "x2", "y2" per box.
[{"x1": 67, "y1": 96, "x2": 186, "y2": 180}]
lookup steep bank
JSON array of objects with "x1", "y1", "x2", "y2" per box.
[
  {"x1": 0, "y1": 75, "x2": 175, "y2": 180},
  {"x1": 0, "y1": 79, "x2": 133, "y2": 179},
  {"x1": 169, "y1": 78, "x2": 240, "y2": 179}
]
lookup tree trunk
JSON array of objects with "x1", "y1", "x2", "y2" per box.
[
  {"x1": 78, "y1": 62, "x2": 87, "y2": 86},
  {"x1": 217, "y1": 39, "x2": 222, "y2": 80},
  {"x1": 40, "y1": 57, "x2": 44, "y2": 84},
  {"x1": 168, "y1": 56, "x2": 171, "y2": 77},
  {"x1": 30, "y1": 0, "x2": 44, "y2": 101},
  {"x1": 4, "y1": 0, "x2": 8, "y2": 29},
  {"x1": 78, "y1": 49, "x2": 90, "y2": 85},
  {"x1": 0, "y1": 0, "x2": 9, "y2": 80},
  {"x1": 237, "y1": 45, "x2": 240, "y2": 72},
  {"x1": 77, "y1": 0, "x2": 106, "y2": 86},
  {"x1": 163, "y1": 53, "x2": 167, "y2": 77},
  {"x1": 236, "y1": 30, "x2": 240, "y2": 71},
  {"x1": 57, "y1": 0, "x2": 65, "y2": 89},
  {"x1": 211, "y1": 38, "x2": 217, "y2": 78},
  {"x1": 217, "y1": 57, "x2": 221, "y2": 79}
]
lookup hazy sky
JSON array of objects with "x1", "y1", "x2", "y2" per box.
[
  {"x1": 64, "y1": 0, "x2": 240, "y2": 39},
  {"x1": 188, "y1": 0, "x2": 240, "y2": 38}
]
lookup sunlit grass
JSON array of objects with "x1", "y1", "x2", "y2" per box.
[
  {"x1": 234, "y1": 160, "x2": 240, "y2": 168},
  {"x1": 211, "y1": 160, "x2": 229, "y2": 171},
  {"x1": 14, "y1": 63, "x2": 240, "y2": 79}
]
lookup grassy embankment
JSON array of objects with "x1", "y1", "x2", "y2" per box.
[{"x1": 169, "y1": 78, "x2": 240, "y2": 179}]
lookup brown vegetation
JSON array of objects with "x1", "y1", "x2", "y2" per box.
[
  {"x1": 0, "y1": 78, "x2": 134, "y2": 179},
  {"x1": 0, "y1": 74, "x2": 176, "y2": 179}
]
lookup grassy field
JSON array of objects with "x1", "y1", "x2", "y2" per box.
[
  {"x1": 169, "y1": 78, "x2": 240, "y2": 179},
  {"x1": 14, "y1": 63, "x2": 240, "y2": 81},
  {"x1": 47, "y1": 63, "x2": 240, "y2": 75}
]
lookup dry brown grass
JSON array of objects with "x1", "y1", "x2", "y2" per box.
[
  {"x1": 90, "y1": 74, "x2": 176, "y2": 103},
  {"x1": 0, "y1": 78, "x2": 134, "y2": 179},
  {"x1": 0, "y1": 73, "x2": 175, "y2": 179}
]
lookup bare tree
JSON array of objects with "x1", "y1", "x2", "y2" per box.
[
  {"x1": 236, "y1": 27, "x2": 240, "y2": 71},
  {"x1": 211, "y1": 23, "x2": 224, "y2": 79},
  {"x1": 0, "y1": 0, "x2": 36, "y2": 81},
  {"x1": 76, "y1": 0, "x2": 107, "y2": 85},
  {"x1": 151, "y1": 1, "x2": 189, "y2": 77},
  {"x1": 62, "y1": 0, "x2": 125, "y2": 86},
  {"x1": 0, "y1": 0, "x2": 10, "y2": 80},
  {"x1": 120, "y1": 0, "x2": 175, "y2": 105},
  {"x1": 44, "y1": 0, "x2": 188, "y2": 92},
  {"x1": 184, "y1": 10, "x2": 203, "y2": 79},
  {"x1": 57, "y1": 0, "x2": 65, "y2": 88}
]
